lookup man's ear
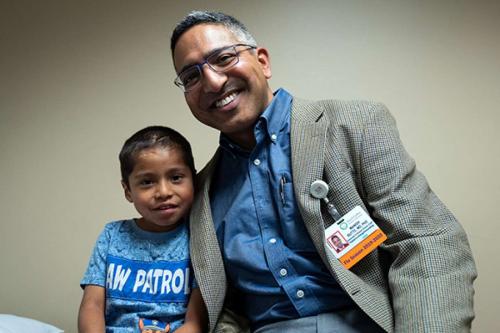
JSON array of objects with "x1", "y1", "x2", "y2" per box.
[
  {"x1": 256, "y1": 47, "x2": 272, "y2": 79},
  {"x1": 122, "y1": 180, "x2": 133, "y2": 203}
]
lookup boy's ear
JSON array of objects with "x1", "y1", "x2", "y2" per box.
[{"x1": 122, "y1": 180, "x2": 133, "y2": 202}]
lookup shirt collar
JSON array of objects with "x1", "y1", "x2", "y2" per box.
[
  {"x1": 259, "y1": 88, "x2": 293, "y2": 140},
  {"x1": 219, "y1": 88, "x2": 293, "y2": 156}
]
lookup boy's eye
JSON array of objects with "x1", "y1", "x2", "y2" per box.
[
  {"x1": 171, "y1": 175, "x2": 183, "y2": 183},
  {"x1": 139, "y1": 179, "x2": 154, "y2": 186}
]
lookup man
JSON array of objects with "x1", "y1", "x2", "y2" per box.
[{"x1": 170, "y1": 11, "x2": 477, "y2": 333}]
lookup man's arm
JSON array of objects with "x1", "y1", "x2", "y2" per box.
[
  {"x1": 175, "y1": 287, "x2": 208, "y2": 333},
  {"x1": 359, "y1": 104, "x2": 477, "y2": 331},
  {"x1": 78, "y1": 285, "x2": 105, "y2": 333}
]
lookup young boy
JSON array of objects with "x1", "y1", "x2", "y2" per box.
[{"x1": 78, "y1": 126, "x2": 207, "y2": 333}]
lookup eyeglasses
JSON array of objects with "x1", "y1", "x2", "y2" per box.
[{"x1": 174, "y1": 43, "x2": 256, "y2": 93}]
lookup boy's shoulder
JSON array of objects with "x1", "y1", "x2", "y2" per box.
[
  {"x1": 98, "y1": 219, "x2": 134, "y2": 238},
  {"x1": 105, "y1": 219, "x2": 130, "y2": 226},
  {"x1": 105, "y1": 218, "x2": 135, "y2": 228}
]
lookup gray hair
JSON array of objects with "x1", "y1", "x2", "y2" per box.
[{"x1": 170, "y1": 11, "x2": 257, "y2": 54}]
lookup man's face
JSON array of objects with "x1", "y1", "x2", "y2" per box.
[{"x1": 173, "y1": 24, "x2": 273, "y2": 148}]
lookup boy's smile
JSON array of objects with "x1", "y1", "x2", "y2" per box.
[{"x1": 123, "y1": 146, "x2": 194, "y2": 232}]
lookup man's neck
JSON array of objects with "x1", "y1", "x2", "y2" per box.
[
  {"x1": 224, "y1": 87, "x2": 277, "y2": 151},
  {"x1": 225, "y1": 130, "x2": 256, "y2": 151}
]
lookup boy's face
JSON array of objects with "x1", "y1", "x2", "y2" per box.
[{"x1": 122, "y1": 146, "x2": 194, "y2": 232}]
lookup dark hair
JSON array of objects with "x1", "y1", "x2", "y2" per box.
[
  {"x1": 119, "y1": 126, "x2": 195, "y2": 186},
  {"x1": 170, "y1": 10, "x2": 257, "y2": 54}
]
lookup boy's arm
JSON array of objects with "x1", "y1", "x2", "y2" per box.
[
  {"x1": 78, "y1": 285, "x2": 105, "y2": 333},
  {"x1": 175, "y1": 287, "x2": 208, "y2": 333}
]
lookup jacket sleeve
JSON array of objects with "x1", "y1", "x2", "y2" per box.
[{"x1": 357, "y1": 103, "x2": 477, "y2": 332}]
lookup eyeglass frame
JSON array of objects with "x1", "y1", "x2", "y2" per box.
[{"x1": 174, "y1": 43, "x2": 257, "y2": 93}]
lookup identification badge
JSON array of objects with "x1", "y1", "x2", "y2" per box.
[{"x1": 325, "y1": 205, "x2": 387, "y2": 269}]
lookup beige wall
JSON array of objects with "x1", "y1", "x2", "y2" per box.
[{"x1": 1, "y1": 0, "x2": 498, "y2": 331}]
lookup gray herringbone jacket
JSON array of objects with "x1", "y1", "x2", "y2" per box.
[{"x1": 189, "y1": 98, "x2": 477, "y2": 332}]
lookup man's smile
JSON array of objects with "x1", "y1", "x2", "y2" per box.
[{"x1": 214, "y1": 91, "x2": 239, "y2": 108}]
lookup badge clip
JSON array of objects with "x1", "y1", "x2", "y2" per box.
[{"x1": 310, "y1": 180, "x2": 342, "y2": 221}]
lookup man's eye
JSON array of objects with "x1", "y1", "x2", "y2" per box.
[
  {"x1": 213, "y1": 52, "x2": 236, "y2": 67},
  {"x1": 181, "y1": 69, "x2": 200, "y2": 86}
]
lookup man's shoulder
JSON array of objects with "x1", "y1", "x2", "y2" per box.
[
  {"x1": 290, "y1": 97, "x2": 393, "y2": 130},
  {"x1": 292, "y1": 97, "x2": 387, "y2": 120}
]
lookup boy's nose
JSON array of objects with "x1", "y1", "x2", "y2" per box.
[{"x1": 155, "y1": 181, "x2": 172, "y2": 199}]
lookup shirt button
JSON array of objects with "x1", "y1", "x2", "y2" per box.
[
  {"x1": 269, "y1": 238, "x2": 277, "y2": 244},
  {"x1": 253, "y1": 159, "x2": 261, "y2": 166},
  {"x1": 296, "y1": 289, "x2": 305, "y2": 298},
  {"x1": 279, "y1": 268, "x2": 287, "y2": 277},
  {"x1": 271, "y1": 133, "x2": 277, "y2": 141}
]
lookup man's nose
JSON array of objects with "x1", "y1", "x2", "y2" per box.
[{"x1": 200, "y1": 65, "x2": 227, "y2": 93}]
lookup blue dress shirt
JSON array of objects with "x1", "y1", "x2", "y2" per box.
[{"x1": 210, "y1": 89, "x2": 355, "y2": 329}]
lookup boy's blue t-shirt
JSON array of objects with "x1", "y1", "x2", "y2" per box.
[{"x1": 81, "y1": 219, "x2": 195, "y2": 332}]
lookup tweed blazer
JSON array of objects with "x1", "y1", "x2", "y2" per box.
[{"x1": 189, "y1": 98, "x2": 477, "y2": 333}]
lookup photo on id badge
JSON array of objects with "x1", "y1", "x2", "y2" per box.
[{"x1": 327, "y1": 232, "x2": 349, "y2": 253}]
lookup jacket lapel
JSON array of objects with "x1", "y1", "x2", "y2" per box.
[
  {"x1": 189, "y1": 150, "x2": 226, "y2": 331},
  {"x1": 290, "y1": 99, "x2": 363, "y2": 287},
  {"x1": 290, "y1": 98, "x2": 330, "y2": 262}
]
